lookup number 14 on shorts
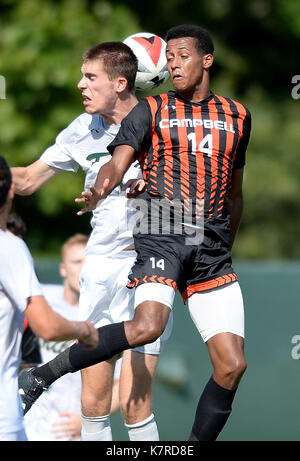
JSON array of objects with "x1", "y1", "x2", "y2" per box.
[{"x1": 150, "y1": 257, "x2": 165, "y2": 271}]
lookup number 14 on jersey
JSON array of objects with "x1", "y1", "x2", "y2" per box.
[{"x1": 188, "y1": 132, "x2": 213, "y2": 157}]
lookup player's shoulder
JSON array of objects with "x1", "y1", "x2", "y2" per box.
[
  {"x1": 41, "y1": 284, "x2": 65, "y2": 309},
  {"x1": 64, "y1": 113, "x2": 104, "y2": 136},
  {"x1": 41, "y1": 284, "x2": 63, "y2": 299},
  {"x1": 141, "y1": 92, "x2": 170, "y2": 115},
  {"x1": 0, "y1": 230, "x2": 32, "y2": 265},
  {"x1": 143, "y1": 92, "x2": 169, "y2": 105},
  {"x1": 213, "y1": 93, "x2": 251, "y2": 118},
  {"x1": 0, "y1": 230, "x2": 28, "y2": 252}
]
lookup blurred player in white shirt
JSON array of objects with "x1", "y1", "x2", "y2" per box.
[{"x1": 0, "y1": 155, "x2": 98, "y2": 441}]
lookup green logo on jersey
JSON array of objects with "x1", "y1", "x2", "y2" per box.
[{"x1": 86, "y1": 152, "x2": 110, "y2": 165}]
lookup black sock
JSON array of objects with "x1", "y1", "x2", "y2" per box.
[
  {"x1": 188, "y1": 376, "x2": 237, "y2": 441},
  {"x1": 32, "y1": 321, "x2": 130, "y2": 387}
]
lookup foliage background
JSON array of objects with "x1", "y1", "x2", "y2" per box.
[{"x1": 0, "y1": 0, "x2": 300, "y2": 259}]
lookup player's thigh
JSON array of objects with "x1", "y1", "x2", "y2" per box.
[
  {"x1": 187, "y1": 281, "x2": 245, "y2": 343},
  {"x1": 78, "y1": 256, "x2": 112, "y2": 326},
  {"x1": 119, "y1": 350, "x2": 159, "y2": 423},
  {"x1": 107, "y1": 252, "x2": 137, "y2": 324}
]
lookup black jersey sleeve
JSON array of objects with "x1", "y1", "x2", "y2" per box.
[
  {"x1": 107, "y1": 99, "x2": 152, "y2": 158},
  {"x1": 233, "y1": 110, "x2": 251, "y2": 169}
]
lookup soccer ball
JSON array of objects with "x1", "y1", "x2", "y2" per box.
[{"x1": 123, "y1": 32, "x2": 170, "y2": 91}]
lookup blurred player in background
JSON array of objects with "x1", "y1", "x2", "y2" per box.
[
  {"x1": 13, "y1": 41, "x2": 172, "y2": 441},
  {"x1": 24, "y1": 233, "x2": 88, "y2": 441},
  {"x1": 0, "y1": 155, "x2": 98, "y2": 441}
]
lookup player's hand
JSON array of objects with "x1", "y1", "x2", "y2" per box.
[
  {"x1": 75, "y1": 179, "x2": 110, "y2": 215},
  {"x1": 51, "y1": 412, "x2": 82, "y2": 440},
  {"x1": 77, "y1": 321, "x2": 99, "y2": 349},
  {"x1": 123, "y1": 178, "x2": 146, "y2": 198}
]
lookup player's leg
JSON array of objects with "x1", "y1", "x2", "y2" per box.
[
  {"x1": 119, "y1": 307, "x2": 173, "y2": 442},
  {"x1": 110, "y1": 356, "x2": 122, "y2": 415},
  {"x1": 187, "y1": 282, "x2": 246, "y2": 441},
  {"x1": 79, "y1": 256, "x2": 119, "y2": 441},
  {"x1": 120, "y1": 350, "x2": 159, "y2": 441},
  {"x1": 80, "y1": 358, "x2": 117, "y2": 441},
  {"x1": 118, "y1": 280, "x2": 174, "y2": 441}
]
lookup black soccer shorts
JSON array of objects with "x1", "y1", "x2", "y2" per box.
[{"x1": 127, "y1": 231, "x2": 237, "y2": 303}]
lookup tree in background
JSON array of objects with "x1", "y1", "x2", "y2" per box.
[{"x1": 1, "y1": 0, "x2": 299, "y2": 258}]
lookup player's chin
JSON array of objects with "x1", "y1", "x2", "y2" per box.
[
  {"x1": 172, "y1": 79, "x2": 186, "y2": 92},
  {"x1": 84, "y1": 106, "x2": 97, "y2": 115}
]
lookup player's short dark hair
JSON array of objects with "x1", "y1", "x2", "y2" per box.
[
  {"x1": 83, "y1": 41, "x2": 138, "y2": 93},
  {"x1": 7, "y1": 213, "x2": 27, "y2": 239},
  {"x1": 0, "y1": 155, "x2": 12, "y2": 208},
  {"x1": 165, "y1": 24, "x2": 214, "y2": 55}
]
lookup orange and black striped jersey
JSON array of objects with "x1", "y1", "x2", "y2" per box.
[{"x1": 108, "y1": 90, "x2": 251, "y2": 224}]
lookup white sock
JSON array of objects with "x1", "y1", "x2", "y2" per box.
[
  {"x1": 125, "y1": 413, "x2": 159, "y2": 441},
  {"x1": 81, "y1": 414, "x2": 112, "y2": 441}
]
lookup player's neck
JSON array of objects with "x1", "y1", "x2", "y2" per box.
[
  {"x1": 101, "y1": 93, "x2": 138, "y2": 126},
  {"x1": 0, "y1": 202, "x2": 10, "y2": 231},
  {"x1": 63, "y1": 282, "x2": 79, "y2": 307},
  {"x1": 0, "y1": 216, "x2": 6, "y2": 231},
  {"x1": 178, "y1": 75, "x2": 211, "y2": 103}
]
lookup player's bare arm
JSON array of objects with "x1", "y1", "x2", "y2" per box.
[
  {"x1": 226, "y1": 167, "x2": 244, "y2": 251},
  {"x1": 11, "y1": 159, "x2": 60, "y2": 195},
  {"x1": 75, "y1": 145, "x2": 136, "y2": 215},
  {"x1": 24, "y1": 295, "x2": 99, "y2": 348}
]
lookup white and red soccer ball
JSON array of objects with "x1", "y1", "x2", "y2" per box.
[{"x1": 123, "y1": 32, "x2": 170, "y2": 91}]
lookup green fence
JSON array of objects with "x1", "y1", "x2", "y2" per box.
[{"x1": 35, "y1": 260, "x2": 300, "y2": 441}]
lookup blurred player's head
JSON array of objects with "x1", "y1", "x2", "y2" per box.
[
  {"x1": 60, "y1": 233, "x2": 88, "y2": 302},
  {"x1": 0, "y1": 155, "x2": 14, "y2": 211},
  {"x1": 78, "y1": 42, "x2": 138, "y2": 115},
  {"x1": 165, "y1": 24, "x2": 214, "y2": 97}
]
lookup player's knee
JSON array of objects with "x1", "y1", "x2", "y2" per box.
[
  {"x1": 217, "y1": 355, "x2": 247, "y2": 385},
  {"x1": 132, "y1": 320, "x2": 162, "y2": 346},
  {"x1": 81, "y1": 390, "x2": 110, "y2": 416}
]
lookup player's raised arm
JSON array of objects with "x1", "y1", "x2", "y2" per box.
[
  {"x1": 75, "y1": 145, "x2": 135, "y2": 215},
  {"x1": 12, "y1": 159, "x2": 60, "y2": 195}
]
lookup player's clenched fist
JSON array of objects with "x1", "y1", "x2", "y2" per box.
[{"x1": 77, "y1": 321, "x2": 99, "y2": 349}]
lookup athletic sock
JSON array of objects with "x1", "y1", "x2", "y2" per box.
[
  {"x1": 188, "y1": 376, "x2": 237, "y2": 441},
  {"x1": 81, "y1": 414, "x2": 112, "y2": 441},
  {"x1": 32, "y1": 321, "x2": 130, "y2": 387},
  {"x1": 125, "y1": 413, "x2": 159, "y2": 441}
]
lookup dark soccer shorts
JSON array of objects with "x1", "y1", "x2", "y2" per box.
[{"x1": 127, "y1": 232, "x2": 237, "y2": 303}]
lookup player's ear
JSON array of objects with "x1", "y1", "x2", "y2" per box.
[
  {"x1": 202, "y1": 54, "x2": 214, "y2": 69},
  {"x1": 115, "y1": 77, "x2": 128, "y2": 93},
  {"x1": 8, "y1": 182, "x2": 15, "y2": 200},
  {"x1": 59, "y1": 262, "x2": 66, "y2": 279}
]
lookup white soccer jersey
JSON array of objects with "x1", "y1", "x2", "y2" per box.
[
  {"x1": 40, "y1": 113, "x2": 141, "y2": 257},
  {"x1": 0, "y1": 230, "x2": 42, "y2": 437},
  {"x1": 24, "y1": 284, "x2": 82, "y2": 441}
]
